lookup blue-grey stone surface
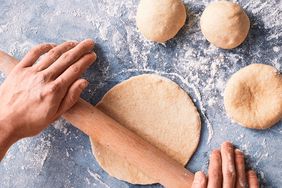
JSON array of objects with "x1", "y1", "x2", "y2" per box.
[{"x1": 0, "y1": 0, "x2": 281, "y2": 187}]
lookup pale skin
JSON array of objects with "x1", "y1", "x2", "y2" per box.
[
  {"x1": 0, "y1": 39, "x2": 259, "y2": 187},
  {"x1": 0, "y1": 39, "x2": 96, "y2": 160},
  {"x1": 192, "y1": 142, "x2": 260, "y2": 188}
]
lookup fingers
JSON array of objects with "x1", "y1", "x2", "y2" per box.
[
  {"x1": 235, "y1": 149, "x2": 247, "y2": 188},
  {"x1": 20, "y1": 43, "x2": 55, "y2": 67},
  {"x1": 247, "y1": 170, "x2": 259, "y2": 188},
  {"x1": 207, "y1": 150, "x2": 222, "y2": 188},
  {"x1": 56, "y1": 79, "x2": 88, "y2": 116},
  {"x1": 221, "y1": 142, "x2": 236, "y2": 188},
  {"x1": 206, "y1": 142, "x2": 259, "y2": 188},
  {"x1": 45, "y1": 38, "x2": 95, "y2": 78},
  {"x1": 191, "y1": 171, "x2": 207, "y2": 188},
  {"x1": 34, "y1": 41, "x2": 78, "y2": 71},
  {"x1": 54, "y1": 52, "x2": 96, "y2": 88}
]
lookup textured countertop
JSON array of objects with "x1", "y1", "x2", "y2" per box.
[{"x1": 0, "y1": 0, "x2": 281, "y2": 187}]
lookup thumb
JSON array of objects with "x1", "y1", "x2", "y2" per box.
[
  {"x1": 56, "y1": 78, "x2": 88, "y2": 116},
  {"x1": 191, "y1": 171, "x2": 207, "y2": 188}
]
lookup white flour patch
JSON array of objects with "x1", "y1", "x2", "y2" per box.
[
  {"x1": 87, "y1": 168, "x2": 111, "y2": 188},
  {"x1": 2, "y1": 135, "x2": 51, "y2": 175},
  {"x1": 52, "y1": 118, "x2": 69, "y2": 135},
  {"x1": 273, "y1": 46, "x2": 280, "y2": 52}
]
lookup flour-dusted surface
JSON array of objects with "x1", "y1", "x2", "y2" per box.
[{"x1": 0, "y1": 0, "x2": 281, "y2": 187}]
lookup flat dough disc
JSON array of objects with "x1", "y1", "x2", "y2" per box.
[
  {"x1": 224, "y1": 64, "x2": 282, "y2": 129},
  {"x1": 90, "y1": 74, "x2": 201, "y2": 184}
]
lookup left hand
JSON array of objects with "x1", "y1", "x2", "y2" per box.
[{"x1": 191, "y1": 142, "x2": 259, "y2": 188}]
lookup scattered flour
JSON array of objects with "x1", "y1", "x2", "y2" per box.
[
  {"x1": 0, "y1": 0, "x2": 281, "y2": 186},
  {"x1": 273, "y1": 46, "x2": 280, "y2": 52},
  {"x1": 52, "y1": 118, "x2": 69, "y2": 135},
  {"x1": 87, "y1": 168, "x2": 111, "y2": 188}
]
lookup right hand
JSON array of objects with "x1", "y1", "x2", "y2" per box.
[
  {"x1": 191, "y1": 142, "x2": 259, "y2": 188},
  {"x1": 0, "y1": 39, "x2": 96, "y2": 140}
]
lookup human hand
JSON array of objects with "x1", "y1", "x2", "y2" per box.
[
  {"x1": 0, "y1": 39, "x2": 96, "y2": 140},
  {"x1": 191, "y1": 142, "x2": 259, "y2": 188}
]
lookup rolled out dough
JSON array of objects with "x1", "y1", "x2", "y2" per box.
[{"x1": 90, "y1": 74, "x2": 201, "y2": 184}]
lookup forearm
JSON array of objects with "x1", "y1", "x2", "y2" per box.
[{"x1": 0, "y1": 119, "x2": 18, "y2": 161}]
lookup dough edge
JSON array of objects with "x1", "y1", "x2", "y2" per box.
[{"x1": 90, "y1": 74, "x2": 201, "y2": 184}]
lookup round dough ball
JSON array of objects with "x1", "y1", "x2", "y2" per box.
[
  {"x1": 224, "y1": 64, "x2": 282, "y2": 129},
  {"x1": 90, "y1": 74, "x2": 201, "y2": 184},
  {"x1": 136, "y1": 0, "x2": 186, "y2": 43},
  {"x1": 200, "y1": 1, "x2": 250, "y2": 49}
]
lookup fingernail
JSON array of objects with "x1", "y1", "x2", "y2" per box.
[
  {"x1": 90, "y1": 51, "x2": 96, "y2": 56},
  {"x1": 85, "y1": 38, "x2": 95, "y2": 46},
  {"x1": 211, "y1": 149, "x2": 221, "y2": 158},
  {"x1": 250, "y1": 170, "x2": 256, "y2": 174},
  {"x1": 222, "y1": 141, "x2": 234, "y2": 149},
  {"x1": 80, "y1": 80, "x2": 89, "y2": 90},
  {"x1": 248, "y1": 170, "x2": 257, "y2": 177},
  {"x1": 194, "y1": 172, "x2": 205, "y2": 183}
]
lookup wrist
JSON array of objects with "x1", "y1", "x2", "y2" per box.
[
  {"x1": 0, "y1": 116, "x2": 20, "y2": 145},
  {"x1": 0, "y1": 118, "x2": 19, "y2": 160}
]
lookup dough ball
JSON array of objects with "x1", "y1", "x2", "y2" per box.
[
  {"x1": 136, "y1": 0, "x2": 186, "y2": 43},
  {"x1": 224, "y1": 64, "x2": 282, "y2": 129},
  {"x1": 90, "y1": 74, "x2": 201, "y2": 184},
  {"x1": 200, "y1": 1, "x2": 250, "y2": 49}
]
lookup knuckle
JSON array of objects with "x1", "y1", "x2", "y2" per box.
[
  {"x1": 48, "y1": 49, "x2": 61, "y2": 59},
  {"x1": 41, "y1": 72, "x2": 51, "y2": 81},
  {"x1": 30, "y1": 46, "x2": 41, "y2": 56},
  {"x1": 71, "y1": 65, "x2": 81, "y2": 73},
  {"x1": 36, "y1": 73, "x2": 48, "y2": 83},
  {"x1": 31, "y1": 44, "x2": 50, "y2": 54},
  {"x1": 56, "y1": 77, "x2": 66, "y2": 85},
  {"x1": 210, "y1": 170, "x2": 222, "y2": 178},
  {"x1": 66, "y1": 41, "x2": 77, "y2": 48},
  {"x1": 47, "y1": 83, "x2": 60, "y2": 94},
  {"x1": 61, "y1": 52, "x2": 72, "y2": 62},
  {"x1": 40, "y1": 82, "x2": 60, "y2": 97},
  {"x1": 29, "y1": 67, "x2": 39, "y2": 74},
  {"x1": 225, "y1": 170, "x2": 236, "y2": 179},
  {"x1": 61, "y1": 51, "x2": 75, "y2": 62},
  {"x1": 69, "y1": 93, "x2": 78, "y2": 103},
  {"x1": 39, "y1": 91, "x2": 46, "y2": 101}
]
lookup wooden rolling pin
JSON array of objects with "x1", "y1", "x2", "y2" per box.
[{"x1": 0, "y1": 51, "x2": 194, "y2": 188}]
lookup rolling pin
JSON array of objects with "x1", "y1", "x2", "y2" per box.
[{"x1": 0, "y1": 50, "x2": 194, "y2": 188}]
